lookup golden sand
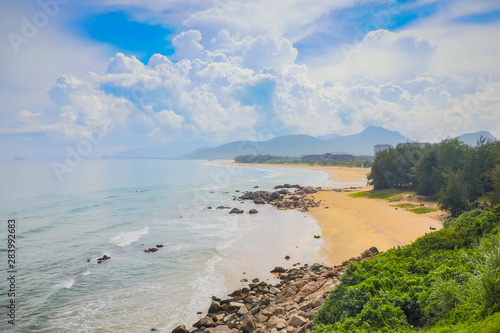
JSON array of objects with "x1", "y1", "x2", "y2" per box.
[{"x1": 228, "y1": 163, "x2": 446, "y2": 265}]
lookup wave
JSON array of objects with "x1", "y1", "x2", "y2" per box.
[
  {"x1": 56, "y1": 278, "x2": 75, "y2": 289},
  {"x1": 110, "y1": 227, "x2": 149, "y2": 247},
  {"x1": 80, "y1": 270, "x2": 90, "y2": 276}
]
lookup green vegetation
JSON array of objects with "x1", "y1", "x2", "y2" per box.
[
  {"x1": 234, "y1": 154, "x2": 303, "y2": 164},
  {"x1": 389, "y1": 203, "x2": 438, "y2": 215},
  {"x1": 234, "y1": 154, "x2": 372, "y2": 167},
  {"x1": 368, "y1": 138, "x2": 500, "y2": 216},
  {"x1": 313, "y1": 205, "x2": 500, "y2": 333},
  {"x1": 348, "y1": 189, "x2": 416, "y2": 201}
]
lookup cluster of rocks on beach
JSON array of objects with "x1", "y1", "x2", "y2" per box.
[
  {"x1": 168, "y1": 247, "x2": 379, "y2": 333},
  {"x1": 207, "y1": 184, "x2": 363, "y2": 215}
]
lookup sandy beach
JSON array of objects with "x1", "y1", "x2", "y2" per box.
[{"x1": 231, "y1": 163, "x2": 446, "y2": 266}]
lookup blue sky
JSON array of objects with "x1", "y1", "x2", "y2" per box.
[{"x1": 0, "y1": 0, "x2": 500, "y2": 160}]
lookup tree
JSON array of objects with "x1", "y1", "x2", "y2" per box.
[{"x1": 438, "y1": 171, "x2": 469, "y2": 217}]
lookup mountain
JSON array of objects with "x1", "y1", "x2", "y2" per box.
[
  {"x1": 316, "y1": 133, "x2": 341, "y2": 140},
  {"x1": 181, "y1": 135, "x2": 336, "y2": 159},
  {"x1": 112, "y1": 126, "x2": 413, "y2": 160},
  {"x1": 457, "y1": 131, "x2": 497, "y2": 146},
  {"x1": 328, "y1": 126, "x2": 412, "y2": 155}
]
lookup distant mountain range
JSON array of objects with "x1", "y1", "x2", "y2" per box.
[
  {"x1": 179, "y1": 126, "x2": 411, "y2": 159},
  {"x1": 112, "y1": 127, "x2": 497, "y2": 160},
  {"x1": 457, "y1": 131, "x2": 497, "y2": 146}
]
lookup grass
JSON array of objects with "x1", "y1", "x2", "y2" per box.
[
  {"x1": 390, "y1": 203, "x2": 438, "y2": 214},
  {"x1": 348, "y1": 190, "x2": 439, "y2": 214},
  {"x1": 410, "y1": 207, "x2": 439, "y2": 214},
  {"x1": 348, "y1": 189, "x2": 416, "y2": 201}
]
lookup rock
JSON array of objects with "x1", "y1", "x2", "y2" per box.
[
  {"x1": 269, "y1": 287, "x2": 280, "y2": 295},
  {"x1": 229, "y1": 208, "x2": 244, "y2": 214},
  {"x1": 241, "y1": 315, "x2": 256, "y2": 333},
  {"x1": 255, "y1": 313, "x2": 268, "y2": 323},
  {"x1": 228, "y1": 289, "x2": 241, "y2": 297},
  {"x1": 229, "y1": 302, "x2": 245, "y2": 310},
  {"x1": 271, "y1": 266, "x2": 286, "y2": 273},
  {"x1": 267, "y1": 317, "x2": 288, "y2": 329},
  {"x1": 285, "y1": 255, "x2": 290, "y2": 260},
  {"x1": 237, "y1": 305, "x2": 249, "y2": 315},
  {"x1": 254, "y1": 198, "x2": 266, "y2": 205},
  {"x1": 144, "y1": 248, "x2": 159, "y2": 253},
  {"x1": 312, "y1": 295, "x2": 325, "y2": 308},
  {"x1": 171, "y1": 325, "x2": 189, "y2": 333},
  {"x1": 298, "y1": 281, "x2": 320, "y2": 296},
  {"x1": 194, "y1": 316, "x2": 214, "y2": 328},
  {"x1": 303, "y1": 186, "x2": 318, "y2": 194},
  {"x1": 261, "y1": 310, "x2": 273, "y2": 317},
  {"x1": 208, "y1": 300, "x2": 220, "y2": 313},
  {"x1": 273, "y1": 307, "x2": 285, "y2": 315},
  {"x1": 156, "y1": 244, "x2": 164, "y2": 248},
  {"x1": 313, "y1": 235, "x2": 321, "y2": 239},
  {"x1": 214, "y1": 325, "x2": 231, "y2": 333},
  {"x1": 252, "y1": 278, "x2": 260, "y2": 283},
  {"x1": 270, "y1": 191, "x2": 282, "y2": 200},
  {"x1": 97, "y1": 255, "x2": 110, "y2": 263},
  {"x1": 254, "y1": 186, "x2": 259, "y2": 188},
  {"x1": 276, "y1": 321, "x2": 287, "y2": 330},
  {"x1": 283, "y1": 286, "x2": 298, "y2": 298},
  {"x1": 249, "y1": 209, "x2": 259, "y2": 214},
  {"x1": 288, "y1": 314, "x2": 308, "y2": 327}
]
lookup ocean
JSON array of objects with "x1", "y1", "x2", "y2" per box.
[{"x1": 0, "y1": 160, "x2": 333, "y2": 332}]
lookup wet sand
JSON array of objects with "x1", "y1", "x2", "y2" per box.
[{"x1": 229, "y1": 163, "x2": 445, "y2": 265}]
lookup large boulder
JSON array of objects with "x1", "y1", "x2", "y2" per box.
[
  {"x1": 193, "y1": 316, "x2": 214, "y2": 328},
  {"x1": 249, "y1": 209, "x2": 259, "y2": 214},
  {"x1": 288, "y1": 314, "x2": 308, "y2": 327},
  {"x1": 304, "y1": 186, "x2": 318, "y2": 194},
  {"x1": 241, "y1": 315, "x2": 256, "y2": 333},
  {"x1": 270, "y1": 191, "x2": 282, "y2": 200},
  {"x1": 254, "y1": 198, "x2": 266, "y2": 205},
  {"x1": 208, "y1": 300, "x2": 220, "y2": 313},
  {"x1": 214, "y1": 325, "x2": 231, "y2": 333},
  {"x1": 171, "y1": 325, "x2": 189, "y2": 333},
  {"x1": 271, "y1": 266, "x2": 286, "y2": 273},
  {"x1": 229, "y1": 208, "x2": 244, "y2": 214}
]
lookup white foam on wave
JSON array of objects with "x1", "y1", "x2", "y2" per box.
[
  {"x1": 188, "y1": 256, "x2": 225, "y2": 310},
  {"x1": 262, "y1": 171, "x2": 282, "y2": 178},
  {"x1": 110, "y1": 227, "x2": 149, "y2": 247},
  {"x1": 56, "y1": 278, "x2": 75, "y2": 289},
  {"x1": 80, "y1": 270, "x2": 90, "y2": 276}
]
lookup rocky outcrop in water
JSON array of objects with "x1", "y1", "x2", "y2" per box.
[{"x1": 236, "y1": 186, "x2": 322, "y2": 213}]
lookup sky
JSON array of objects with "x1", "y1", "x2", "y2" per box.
[{"x1": 1, "y1": 0, "x2": 500, "y2": 159}]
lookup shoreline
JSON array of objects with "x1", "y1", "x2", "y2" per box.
[
  {"x1": 170, "y1": 162, "x2": 448, "y2": 333},
  {"x1": 224, "y1": 162, "x2": 446, "y2": 266}
]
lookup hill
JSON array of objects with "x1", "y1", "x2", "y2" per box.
[
  {"x1": 328, "y1": 126, "x2": 411, "y2": 155},
  {"x1": 180, "y1": 135, "x2": 335, "y2": 159},
  {"x1": 457, "y1": 131, "x2": 496, "y2": 146}
]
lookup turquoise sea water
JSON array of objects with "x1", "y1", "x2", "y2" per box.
[{"x1": 0, "y1": 160, "x2": 334, "y2": 332}]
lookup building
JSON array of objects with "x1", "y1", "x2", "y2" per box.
[
  {"x1": 325, "y1": 153, "x2": 354, "y2": 161},
  {"x1": 301, "y1": 153, "x2": 355, "y2": 161},
  {"x1": 374, "y1": 144, "x2": 390, "y2": 155}
]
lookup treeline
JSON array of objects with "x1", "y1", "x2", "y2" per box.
[
  {"x1": 307, "y1": 159, "x2": 372, "y2": 168},
  {"x1": 314, "y1": 204, "x2": 500, "y2": 332},
  {"x1": 368, "y1": 138, "x2": 500, "y2": 216},
  {"x1": 234, "y1": 155, "x2": 303, "y2": 164},
  {"x1": 234, "y1": 155, "x2": 372, "y2": 168}
]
